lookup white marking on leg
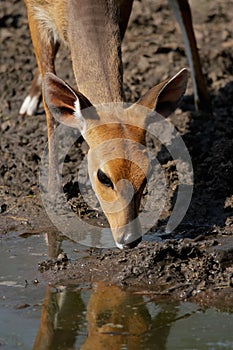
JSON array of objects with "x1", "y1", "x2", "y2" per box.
[
  {"x1": 19, "y1": 95, "x2": 31, "y2": 115},
  {"x1": 27, "y1": 95, "x2": 40, "y2": 116},
  {"x1": 19, "y1": 95, "x2": 40, "y2": 116}
]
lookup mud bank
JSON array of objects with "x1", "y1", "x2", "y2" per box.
[{"x1": 37, "y1": 235, "x2": 233, "y2": 308}]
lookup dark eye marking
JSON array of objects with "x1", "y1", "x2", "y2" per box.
[{"x1": 97, "y1": 169, "x2": 114, "y2": 189}]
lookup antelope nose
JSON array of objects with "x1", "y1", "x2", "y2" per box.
[{"x1": 113, "y1": 218, "x2": 142, "y2": 249}]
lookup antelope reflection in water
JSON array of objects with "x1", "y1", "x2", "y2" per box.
[{"x1": 33, "y1": 281, "x2": 178, "y2": 350}]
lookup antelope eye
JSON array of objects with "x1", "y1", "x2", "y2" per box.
[{"x1": 97, "y1": 169, "x2": 113, "y2": 189}]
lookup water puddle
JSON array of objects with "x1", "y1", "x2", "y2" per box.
[{"x1": 1, "y1": 233, "x2": 233, "y2": 350}]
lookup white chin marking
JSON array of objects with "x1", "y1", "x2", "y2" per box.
[{"x1": 115, "y1": 242, "x2": 124, "y2": 249}]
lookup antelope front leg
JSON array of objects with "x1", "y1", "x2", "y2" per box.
[
  {"x1": 168, "y1": 0, "x2": 211, "y2": 112},
  {"x1": 24, "y1": 4, "x2": 60, "y2": 193}
]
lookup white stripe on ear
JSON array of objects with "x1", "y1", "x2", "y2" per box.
[{"x1": 74, "y1": 98, "x2": 86, "y2": 134}]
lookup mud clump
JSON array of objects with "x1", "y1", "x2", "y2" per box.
[{"x1": 39, "y1": 237, "x2": 233, "y2": 302}]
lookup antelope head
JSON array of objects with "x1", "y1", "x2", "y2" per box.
[{"x1": 44, "y1": 69, "x2": 188, "y2": 248}]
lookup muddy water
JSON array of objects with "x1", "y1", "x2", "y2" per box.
[{"x1": 1, "y1": 234, "x2": 233, "y2": 350}]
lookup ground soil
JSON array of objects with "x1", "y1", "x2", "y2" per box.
[{"x1": 1, "y1": 0, "x2": 233, "y2": 305}]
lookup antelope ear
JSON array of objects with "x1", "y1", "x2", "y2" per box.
[
  {"x1": 136, "y1": 68, "x2": 188, "y2": 117},
  {"x1": 44, "y1": 73, "x2": 92, "y2": 132}
]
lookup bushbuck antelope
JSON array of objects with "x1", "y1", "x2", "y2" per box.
[{"x1": 21, "y1": 0, "x2": 205, "y2": 248}]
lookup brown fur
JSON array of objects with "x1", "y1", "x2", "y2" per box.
[{"x1": 24, "y1": 0, "x2": 189, "y2": 248}]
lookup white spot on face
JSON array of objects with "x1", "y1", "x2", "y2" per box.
[
  {"x1": 74, "y1": 99, "x2": 86, "y2": 133},
  {"x1": 74, "y1": 99, "x2": 82, "y2": 119}
]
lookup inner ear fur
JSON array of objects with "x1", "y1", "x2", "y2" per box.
[
  {"x1": 137, "y1": 68, "x2": 189, "y2": 117},
  {"x1": 44, "y1": 72, "x2": 92, "y2": 127}
]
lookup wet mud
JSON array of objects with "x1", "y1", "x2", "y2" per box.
[
  {"x1": 1, "y1": 0, "x2": 233, "y2": 306},
  {"x1": 38, "y1": 236, "x2": 233, "y2": 307}
]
